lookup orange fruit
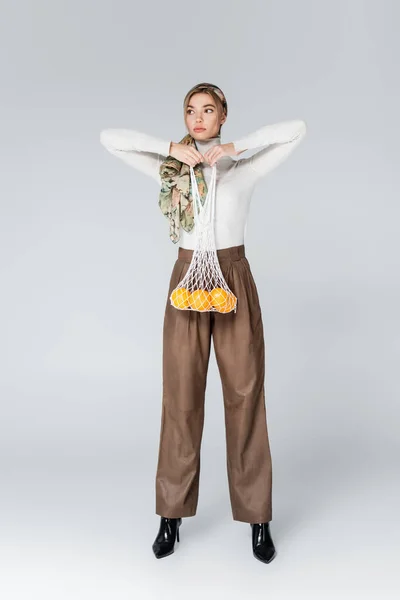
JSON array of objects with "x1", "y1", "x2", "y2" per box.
[
  {"x1": 210, "y1": 287, "x2": 229, "y2": 309},
  {"x1": 188, "y1": 289, "x2": 212, "y2": 311},
  {"x1": 217, "y1": 292, "x2": 237, "y2": 313},
  {"x1": 171, "y1": 287, "x2": 190, "y2": 309}
]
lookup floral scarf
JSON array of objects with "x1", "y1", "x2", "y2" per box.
[{"x1": 158, "y1": 133, "x2": 207, "y2": 244}]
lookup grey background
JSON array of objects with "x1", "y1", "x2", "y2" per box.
[{"x1": 1, "y1": 0, "x2": 399, "y2": 597}]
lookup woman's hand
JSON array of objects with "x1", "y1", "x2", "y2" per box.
[
  {"x1": 203, "y1": 143, "x2": 238, "y2": 166},
  {"x1": 169, "y1": 142, "x2": 204, "y2": 167}
]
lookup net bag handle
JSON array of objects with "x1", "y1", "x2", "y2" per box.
[{"x1": 189, "y1": 164, "x2": 217, "y2": 227}]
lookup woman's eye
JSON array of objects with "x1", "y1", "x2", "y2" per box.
[{"x1": 186, "y1": 109, "x2": 213, "y2": 114}]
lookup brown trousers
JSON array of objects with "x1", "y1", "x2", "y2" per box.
[{"x1": 155, "y1": 244, "x2": 272, "y2": 523}]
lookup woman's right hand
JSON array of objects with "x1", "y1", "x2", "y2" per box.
[{"x1": 169, "y1": 142, "x2": 204, "y2": 167}]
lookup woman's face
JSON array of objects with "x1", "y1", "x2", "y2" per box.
[{"x1": 184, "y1": 92, "x2": 226, "y2": 140}]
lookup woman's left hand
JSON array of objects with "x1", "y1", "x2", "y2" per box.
[{"x1": 203, "y1": 143, "x2": 238, "y2": 167}]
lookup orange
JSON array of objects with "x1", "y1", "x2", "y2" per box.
[
  {"x1": 210, "y1": 287, "x2": 229, "y2": 309},
  {"x1": 216, "y1": 292, "x2": 237, "y2": 313},
  {"x1": 188, "y1": 289, "x2": 212, "y2": 311},
  {"x1": 171, "y1": 287, "x2": 190, "y2": 309}
]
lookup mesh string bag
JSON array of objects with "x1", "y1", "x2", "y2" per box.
[{"x1": 169, "y1": 164, "x2": 238, "y2": 314}]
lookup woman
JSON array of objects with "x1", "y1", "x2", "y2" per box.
[{"x1": 100, "y1": 82, "x2": 307, "y2": 563}]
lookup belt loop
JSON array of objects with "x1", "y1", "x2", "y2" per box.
[{"x1": 230, "y1": 245, "x2": 245, "y2": 261}]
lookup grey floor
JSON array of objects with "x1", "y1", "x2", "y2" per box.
[{"x1": 2, "y1": 448, "x2": 399, "y2": 600}]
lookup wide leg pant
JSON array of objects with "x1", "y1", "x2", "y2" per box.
[{"x1": 155, "y1": 244, "x2": 272, "y2": 523}]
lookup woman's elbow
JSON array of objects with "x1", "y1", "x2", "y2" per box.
[
  {"x1": 297, "y1": 119, "x2": 307, "y2": 139},
  {"x1": 100, "y1": 129, "x2": 113, "y2": 150}
]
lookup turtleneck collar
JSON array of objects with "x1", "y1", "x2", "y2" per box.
[{"x1": 194, "y1": 134, "x2": 221, "y2": 154}]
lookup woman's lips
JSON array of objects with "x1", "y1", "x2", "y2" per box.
[{"x1": 194, "y1": 128, "x2": 205, "y2": 132}]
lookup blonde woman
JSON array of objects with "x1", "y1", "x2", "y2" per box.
[{"x1": 100, "y1": 82, "x2": 307, "y2": 563}]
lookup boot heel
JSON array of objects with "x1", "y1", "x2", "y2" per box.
[{"x1": 176, "y1": 524, "x2": 180, "y2": 542}]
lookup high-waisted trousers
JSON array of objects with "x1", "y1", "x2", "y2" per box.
[{"x1": 155, "y1": 244, "x2": 272, "y2": 523}]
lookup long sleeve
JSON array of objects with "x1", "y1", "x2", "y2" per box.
[
  {"x1": 232, "y1": 119, "x2": 307, "y2": 178},
  {"x1": 100, "y1": 129, "x2": 172, "y2": 183}
]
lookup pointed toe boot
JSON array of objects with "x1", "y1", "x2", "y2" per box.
[
  {"x1": 250, "y1": 522, "x2": 276, "y2": 564},
  {"x1": 152, "y1": 517, "x2": 182, "y2": 559}
]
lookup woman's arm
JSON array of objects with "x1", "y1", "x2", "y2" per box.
[
  {"x1": 100, "y1": 129, "x2": 172, "y2": 183},
  {"x1": 232, "y1": 119, "x2": 307, "y2": 178}
]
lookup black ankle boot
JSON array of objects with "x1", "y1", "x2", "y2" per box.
[
  {"x1": 152, "y1": 517, "x2": 182, "y2": 559},
  {"x1": 250, "y1": 522, "x2": 276, "y2": 563}
]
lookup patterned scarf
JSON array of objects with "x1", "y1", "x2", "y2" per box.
[{"x1": 158, "y1": 133, "x2": 207, "y2": 244}]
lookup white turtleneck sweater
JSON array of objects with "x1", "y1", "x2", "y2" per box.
[{"x1": 100, "y1": 120, "x2": 307, "y2": 249}]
